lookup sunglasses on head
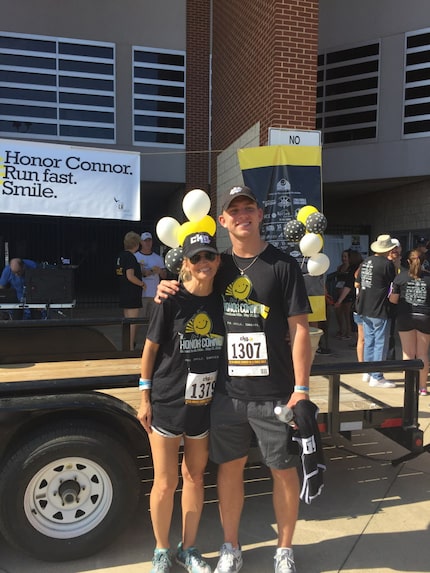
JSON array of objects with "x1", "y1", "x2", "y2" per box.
[{"x1": 189, "y1": 252, "x2": 217, "y2": 264}]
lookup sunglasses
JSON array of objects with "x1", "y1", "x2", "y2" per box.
[{"x1": 189, "y1": 252, "x2": 217, "y2": 264}]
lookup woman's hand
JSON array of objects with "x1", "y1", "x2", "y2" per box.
[{"x1": 137, "y1": 398, "x2": 153, "y2": 434}]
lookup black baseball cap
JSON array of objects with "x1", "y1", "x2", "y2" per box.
[
  {"x1": 182, "y1": 232, "x2": 218, "y2": 259},
  {"x1": 220, "y1": 185, "x2": 259, "y2": 213},
  {"x1": 415, "y1": 236, "x2": 429, "y2": 246}
]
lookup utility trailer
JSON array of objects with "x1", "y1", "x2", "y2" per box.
[{"x1": 0, "y1": 317, "x2": 425, "y2": 561}]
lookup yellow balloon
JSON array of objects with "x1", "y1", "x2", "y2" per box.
[
  {"x1": 177, "y1": 221, "x2": 195, "y2": 246},
  {"x1": 177, "y1": 215, "x2": 217, "y2": 245},
  {"x1": 297, "y1": 205, "x2": 318, "y2": 225},
  {"x1": 194, "y1": 215, "x2": 216, "y2": 236}
]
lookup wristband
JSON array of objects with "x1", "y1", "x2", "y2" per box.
[
  {"x1": 294, "y1": 385, "x2": 309, "y2": 393},
  {"x1": 139, "y1": 378, "x2": 152, "y2": 390}
]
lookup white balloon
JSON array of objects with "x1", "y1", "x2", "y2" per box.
[
  {"x1": 182, "y1": 189, "x2": 211, "y2": 222},
  {"x1": 156, "y1": 217, "x2": 180, "y2": 248},
  {"x1": 307, "y1": 253, "x2": 330, "y2": 276},
  {"x1": 299, "y1": 233, "x2": 323, "y2": 257}
]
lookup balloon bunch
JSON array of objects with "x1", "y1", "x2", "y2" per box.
[
  {"x1": 283, "y1": 205, "x2": 330, "y2": 276},
  {"x1": 156, "y1": 189, "x2": 216, "y2": 274}
]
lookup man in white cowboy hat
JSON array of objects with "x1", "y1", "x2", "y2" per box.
[{"x1": 356, "y1": 234, "x2": 399, "y2": 388}]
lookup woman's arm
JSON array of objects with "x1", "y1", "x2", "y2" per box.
[
  {"x1": 137, "y1": 339, "x2": 160, "y2": 433},
  {"x1": 126, "y1": 267, "x2": 146, "y2": 290}
]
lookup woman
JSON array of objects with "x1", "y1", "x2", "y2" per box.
[
  {"x1": 137, "y1": 231, "x2": 224, "y2": 573},
  {"x1": 334, "y1": 250, "x2": 354, "y2": 339},
  {"x1": 115, "y1": 231, "x2": 146, "y2": 350},
  {"x1": 389, "y1": 249, "x2": 430, "y2": 395},
  {"x1": 334, "y1": 250, "x2": 363, "y2": 341}
]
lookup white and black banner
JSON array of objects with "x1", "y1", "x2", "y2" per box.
[{"x1": 0, "y1": 139, "x2": 140, "y2": 220}]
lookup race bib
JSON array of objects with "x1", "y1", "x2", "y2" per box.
[
  {"x1": 227, "y1": 332, "x2": 269, "y2": 376},
  {"x1": 185, "y1": 371, "x2": 217, "y2": 405}
]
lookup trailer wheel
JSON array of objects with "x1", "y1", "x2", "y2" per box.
[{"x1": 0, "y1": 423, "x2": 141, "y2": 561}]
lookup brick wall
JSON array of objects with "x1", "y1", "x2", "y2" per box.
[
  {"x1": 211, "y1": 0, "x2": 319, "y2": 156},
  {"x1": 185, "y1": 0, "x2": 211, "y2": 193}
]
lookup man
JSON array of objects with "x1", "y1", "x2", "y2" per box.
[
  {"x1": 157, "y1": 186, "x2": 312, "y2": 573},
  {"x1": 0, "y1": 258, "x2": 38, "y2": 319},
  {"x1": 135, "y1": 232, "x2": 166, "y2": 320},
  {"x1": 356, "y1": 234, "x2": 398, "y2": 387},
  {"x1": 0, "y1": 257, "x2": 37, "y2": 301},
  {"x1": 415, "y1": 236, "x2": 430, "y2": 272}
]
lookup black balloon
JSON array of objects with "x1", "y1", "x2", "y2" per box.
[
  {"x1": 306, "y1": 212, "x2": 327, "y2": 234},
  {"x1": 284, "y1": 220, "x2": 306, "y2": 242},
  {"x1": 165, "y1": 247, "x2": 183, "y2": 274}
]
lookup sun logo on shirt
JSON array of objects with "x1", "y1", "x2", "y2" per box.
[
  {"x1": 225, "y1": 276, "x2": 270, "y2": 319},
  {"x1": 185, "y1": 312, "x2": 212, "y2": 336},
  {"x1": 227, "y1": 276, "x2": 252, "y2": 300}
]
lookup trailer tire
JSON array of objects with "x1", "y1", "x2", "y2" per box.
[{"x1": 0, "y1": 422, "x2": 141, "y2": 561}]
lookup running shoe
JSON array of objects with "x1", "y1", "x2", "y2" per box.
[
  {"x1": 151, "y1": 548, "x2": 172, "y2": 573},
  {"x1": 176, "y1": 542, "x2": 211, "y2": 573},
  {"x1": 274, "y1": 548, "x2": 296, "y2": 573},
  {"x1": 214, "y1": 543, "x2": 243, "y2": 573}
]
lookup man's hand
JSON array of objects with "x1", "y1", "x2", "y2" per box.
[
  {"x1": 287, "y1": 390, "x2": 309, "y2": 409},
  {"x1": 155, "y1": 279, "x2": 180, "y2": 303}
]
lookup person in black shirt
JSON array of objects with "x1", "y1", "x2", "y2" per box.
[
  {"x1": 390, "y1": 249, "x2": 430, "y2": 396},
  {"x1": 356, "y1": 234, "x2": 398, "y2": 388},
  {"x1": 138, "y1": 232, "x2": 223, "y2": 573},
  {"x1": 115, "y1": 231, "x2": 146, "y2": 350}
]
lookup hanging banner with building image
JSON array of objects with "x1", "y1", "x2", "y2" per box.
[
  {"x1": 238, "y1": 144, "x2": 325, "y2": 321},
  {"x1": 0, "y1": 138, "x2": 140, "y2": 220}
]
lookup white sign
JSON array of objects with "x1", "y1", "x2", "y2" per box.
[
  {"x1": 268, "y1": 128, "x2": 321, "y2": 147},
  {"x1": 0, "y1": 138, "x2": 140, "y2": 220}
]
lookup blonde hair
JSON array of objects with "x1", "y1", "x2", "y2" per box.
[
  {"x1": 123, "y1": 231, "x2": 141, "y2": 250},
  {"x1": 179, "y1": 259, "x2": 192, "y2": 283}
]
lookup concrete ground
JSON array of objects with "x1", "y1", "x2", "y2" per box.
[{"x1": 1, "y1": 308, "x2": 429, "y2": 572}]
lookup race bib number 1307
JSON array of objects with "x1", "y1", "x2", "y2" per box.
[{"x1": 227, "y1": 332, "x2": 269, "y2": 376}]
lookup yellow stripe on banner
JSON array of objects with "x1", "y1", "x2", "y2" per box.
[
  {"x1": 238, "y1": 145, "x2": 321, "y2": 169},
  {"x1": 308, "y1": 295, "x2": 326, "y2": 322}
]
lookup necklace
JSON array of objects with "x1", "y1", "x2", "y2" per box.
[{"x1": 232, "y1": 252, "x2": 259, "y2": 275}]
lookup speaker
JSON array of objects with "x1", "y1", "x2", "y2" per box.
[{"x1": 25, "y1": 268, "x2": 75, "y2": 304}]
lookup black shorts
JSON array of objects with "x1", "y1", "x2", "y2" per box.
[
  {"x1": 397, "y1": 313, "x2": 430, "y2": 334},
  {"x1": 209, "y1": 392, "x2": 299, "y2": 470}
]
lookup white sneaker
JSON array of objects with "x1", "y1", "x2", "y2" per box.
[
  {"x1": 274, "y1": 548, "x2": 296, "y2": 573},
  {"x1": 362, "y1": 373, "x2": 370, "y2": 383},
  {"x1": 369, "y1": 377, "x2": 396, "y2": 388},
  {"x1": 214, "y1": 543, "x2": 243, "y2": 573}
]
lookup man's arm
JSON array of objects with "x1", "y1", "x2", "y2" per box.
[
  {"x1": 0, "y1": 266, "x2": 11, "y2": 288},
  {"x1": 154, "y1": 279, "x2": 180, "y2": 303},
  {"x1": 286, "y1": 313, "x2": 312, "y2": 407}
]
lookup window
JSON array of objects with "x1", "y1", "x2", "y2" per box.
[
  {"x1": 317, "y1": 43, "x2": 380, "y2": 144},
  {"x1": 403, "y1": 28, "x2": 430, "y2": 138},
  {"x1": 133, "y1": 46, "x2": 185, "y2": 147},
  {"x1": 0, "y1": 32, "x2": 115, "y2": 143}
]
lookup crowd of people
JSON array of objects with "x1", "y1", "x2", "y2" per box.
[
  {"x1": 330, "y1": 234, "x2": 430, "y2": 394},
  {"x1": 114, "y1": 194, "x2": 430, "y2": 573},
  {"x1": 4, "y1": 189, "x2": 428, "y2": 573}
]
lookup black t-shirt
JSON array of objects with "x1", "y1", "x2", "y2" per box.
[
  {"x1": 215, "y1": 244, "x2": 312, "y2": 401},
  {"x1": 147, "y1": 285, "x2": 225, "y2": 434},
  {"x1": 392, "y1": 270, "x2": 430, "y2": 316},
  {"x1": 116, "y1": 250, "x2": 143, "y2": 309},
  {"x1": 356, "y1": 255, "x2": 395, "y2": 319}
]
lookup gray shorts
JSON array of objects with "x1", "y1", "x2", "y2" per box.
[{"x1": 209, "y1": 392, "x2": 299, "y2": 470}]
